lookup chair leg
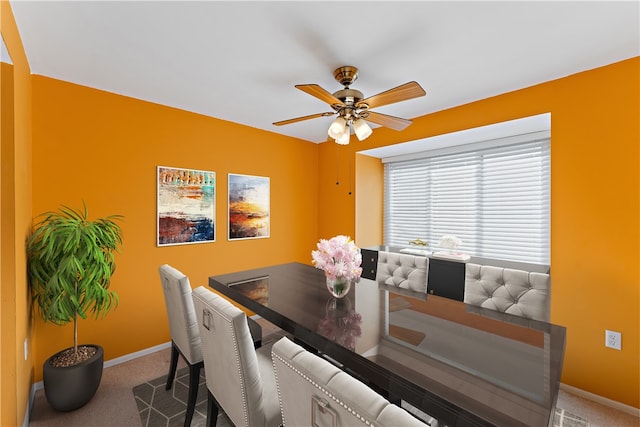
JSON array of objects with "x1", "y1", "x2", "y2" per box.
[
  {"x1": 184, "y1": 361, "x2": 203, "y2": 427},
  {"x1": 166, "y1": 341, "x2": 179, "y2": 390},
  {"x1": 207, "y1": 390, "x2": 219, "y2": 427}
]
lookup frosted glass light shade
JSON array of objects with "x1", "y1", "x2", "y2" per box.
[
  {"x1": 336, "y1": 127, "x2": 350, "y2": 145},
  {"x1": 328, "y1": 116, "x2": 347, "y2": 139},
  {"x1": 353, "y1": 119, "x2": 372, "y2": 140}
]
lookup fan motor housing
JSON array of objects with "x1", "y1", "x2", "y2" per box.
[{"x1": 333, "y1": 88, "x2": 363, "y2": 105}]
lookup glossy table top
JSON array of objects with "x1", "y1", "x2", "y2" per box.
[{"x1": 209, "y1": 262, "x2": 566, "y2": 427}]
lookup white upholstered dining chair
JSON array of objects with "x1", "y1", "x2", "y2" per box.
[
  {"x1": 158, "y1": 264, "x2": 204, "y2": 427},
  {"x1": 464, "y1": 263, "x2": 551, "y2": 322},
  {"x1": 271, "y1": 336, "x2": 429, "y2": 427},
  {"x1": 376, "y1": 251, "x2": 429, "y2": 292},
  {"x1": 191, "y1": 286, "x2": 282, "y2": 427}
]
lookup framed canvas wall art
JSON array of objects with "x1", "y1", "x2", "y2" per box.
[
  {"x1": 157, "y1": 166, "x2": 215, "y2": 246},
  {"x1": 228, "y1": 173, "x2": 270, "y2": 240}
]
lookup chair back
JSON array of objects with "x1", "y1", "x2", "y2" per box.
[
  {"x1": 464, "y1": 263, "x2": 551, "y2": 322},
  {"x1": 376, "y1": 251, "x2": 428, "y2": 292},
  {"x1": 192, "y1": 286, "x2": 279, "y2": 427},
  {"x1": 158, "y1": 264, "x2": 202, "y2": 364},
  {"x1": 271, "y1": 336, "x2": 429, "y2": 427}
]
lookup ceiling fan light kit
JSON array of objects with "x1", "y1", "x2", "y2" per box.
[
  {"x1": 336, "y1": 127, "x2": 350, "y2": 145},
  {"x1": 328, "y1": 116, "x2": 347, "y2": 139},
  {"x1": 353, "y1": 119, "x2": 373, "y2": 141},
  {"x1": 274, "y1": 66, "x2": 426, "y2": 145}
]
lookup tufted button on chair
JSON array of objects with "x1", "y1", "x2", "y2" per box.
[
  {"x1": 272, "y1": 336, "x2": 430, "y2": 427},
  {"x1": 376, "y1": 251, "x2": 428, "y2": 293},
  {"x1": 158, "y1": 264, "x2": 204, "y2": 427},
  {"x1": 191, "y1": 286, "x2": 282, "y2": 427},
  {"x1": 464, "y1": 263, "x2": 551, "y2": 322}
]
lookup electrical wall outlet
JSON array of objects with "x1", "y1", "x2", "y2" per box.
[{"x1": 605, "y1": 330, "x2": 621, "y2": 350}]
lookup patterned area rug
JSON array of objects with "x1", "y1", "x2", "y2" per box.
[
  {"x1": 403, "y1": 399, "x2": 588, "y2": 427},
  {"x1": 133, "y1": 319, "x2": 587, "y2": 427},
  {"x1": 553, "y1": 408, "x2": 590, "y2": 427},
  {"x1": 133, "y1": 369, "x2": 588, "y2": 427},
  {"x1": 133, "y1": 366, "x2": 231, "y2": 427},
  {"x1": 133, "y1": 326, "x2": 286, "y2": 427}
]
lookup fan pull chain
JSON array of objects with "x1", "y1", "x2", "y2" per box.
[
  {"x1": 348, "y1": 156, "x2": 353, "y2": 196},
  {"x1": 334, "y1": 144, "x2": 353, "y2": 196},
  {"x1": 335, "y1": 143, "x2": 340, "y2": 186}
]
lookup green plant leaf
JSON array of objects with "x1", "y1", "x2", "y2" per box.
[{"x1": 26, "y1": 202, "x2": 124, "y2": 347}]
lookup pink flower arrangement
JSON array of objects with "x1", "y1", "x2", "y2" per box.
[{"x1": 311, "y1": 235, "x2": 363, "y2": 282}]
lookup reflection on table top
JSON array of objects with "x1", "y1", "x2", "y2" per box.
[{"x1": 209, "y1": 262, "x2": 566, "y2": 427}]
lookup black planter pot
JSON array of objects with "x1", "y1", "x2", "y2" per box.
[{"x1": 43, "y1": 344, "x2": 104, "y2": 411}]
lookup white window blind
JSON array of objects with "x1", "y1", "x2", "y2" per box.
[{"x1": 384, "y1": 136, "x2": 550, "y2": 264}]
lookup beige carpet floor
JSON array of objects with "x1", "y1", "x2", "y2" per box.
[
  {"x1": 29, "y1": 346, "x2": 175, "y2": 427},
  {"x1": 29, "y1": 318, "x2": 639, "y2": 427}
]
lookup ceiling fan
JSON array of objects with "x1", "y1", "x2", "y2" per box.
[{"x1": 273, "y1": 66, "x2": 427, "y2": 145}]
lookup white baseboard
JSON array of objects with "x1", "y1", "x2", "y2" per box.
[
  {"x1": 560, "y1": 383, "x2": 640, "y2": 418},
  {"x1": 26, "y1": 341, "x2": 172, "y2": 425},
  {"x1": 103, "y1": 341, "x2": 172, "y2": 369},
  {"x1": 23, "y1": 382, "x2": 37, "y2": 427}
]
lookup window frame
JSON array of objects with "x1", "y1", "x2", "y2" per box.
[{"x1": 383, "y1": 130, "x2": 550, "y2": 264}]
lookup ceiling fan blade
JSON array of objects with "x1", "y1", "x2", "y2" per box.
[
  {"x1": 364, "y1": 111, "x2": 413, "y2": 131},
  {"x1": 273, "y1": 112, "x2": 334, "y2": 126},
  {"x1": 296, "y1": 84, "x2": 345, "y2": 107},
  {"x1": 357, "y1": 81, "x2": 426, "y2": 109}
]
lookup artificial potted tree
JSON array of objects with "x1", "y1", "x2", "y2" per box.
[{"x1": 26, "y1": 202, "x2": 123, "y2": 411}]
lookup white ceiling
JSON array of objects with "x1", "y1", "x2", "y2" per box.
[
  {"x1": 1, "y1": 35, "x2": 11, "y2": 64},
  {"x1": 8, "y1": 1, "x2": 640, "y2": 145}
]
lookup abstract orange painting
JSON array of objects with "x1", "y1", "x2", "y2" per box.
[{"x1": 228, "y1": 173, "x2": 270, "y2": 240}]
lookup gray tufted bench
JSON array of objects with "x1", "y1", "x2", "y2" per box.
[
  {"x1": 376, "y1": 251, "x2": 428, "y2": 293},
  {"x1": 464, "y1": 263, "x2": 550, "y2": 322}
]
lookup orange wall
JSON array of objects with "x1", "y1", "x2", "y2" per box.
[
  {"x1": 317, "y1": 143, "x2": 358, "y2": 239},
  {"x1": 355, "y1": 153, "x2": 383, "y2": 248},
  {"x1": 30, "y1": 76, "x2": 319, "y2": 382},
  {"x1": 334, "y1": 58, "x2": 640, "y2": 408},
  {"x1": 1, "y1": 1, "x2": 34, "y2": 425},
  {"x1": 0, "y1": 58, "x2": 11, "y2": 427}
]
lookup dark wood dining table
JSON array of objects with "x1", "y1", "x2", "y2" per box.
[{"x1": 209, "y1": 262, "x2": 566, "y2": 427}]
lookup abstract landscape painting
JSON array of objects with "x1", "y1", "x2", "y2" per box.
[
  {"x1": 157, "y1": 166, "x2": 215, "y2": 246},
  {"x1": 228, "y1": 173, "x2": 270, "y2": 240}
]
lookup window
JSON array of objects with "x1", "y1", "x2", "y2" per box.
[{"x1": 384, "y1": 133, "x2": 550, "y2": 264}]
